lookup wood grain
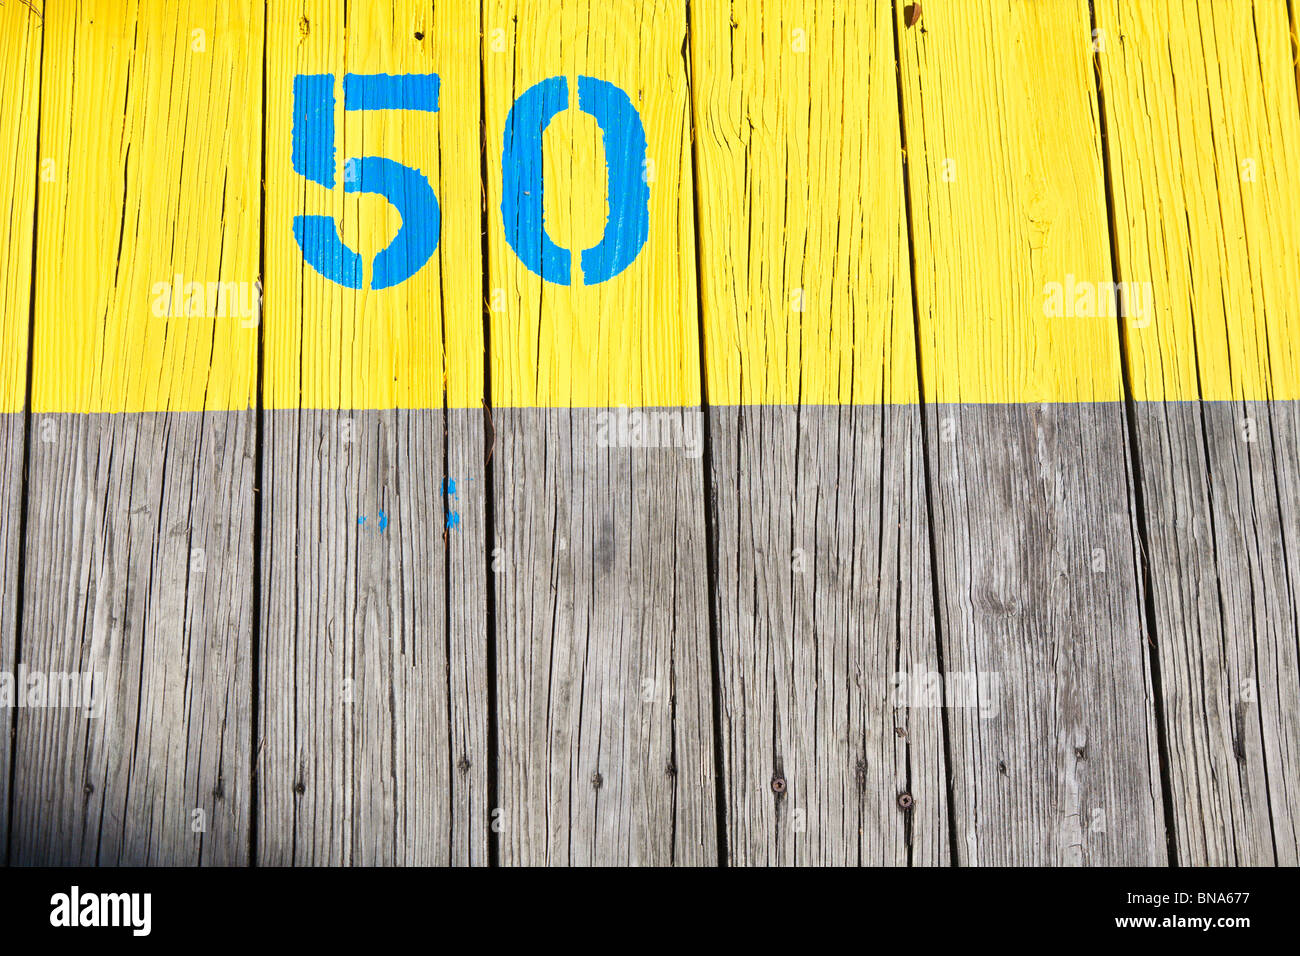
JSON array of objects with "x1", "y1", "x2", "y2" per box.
[
  {"x1": 489, "y1": 409, "x2": 716, "y2": 864},
  {"x1": 30, "y1": 0, "x2": 260, "y2": 414},
  {"x1": 1128, "y1": 401, "x2": 1300, "y2": 864},
  {"x1": 1095, "y1": 0, "x2": 1300, "y2": 863},
  {"x1": 10, "y1": 0, "x2": 260, "y2": 865},
  {"x1": 924, "y1": 404, "x2": 1165, "y2": 865},
  {"x1": 690, "y1": 0, "x2": 919, "y2": 407},
  {"x1": 898, "y1": 0, "x2": 1125, "y2": 405},
  {"x1": 2, "y1": 0, "x2": 1298, "y2": 868},
  {"x1": 0, "y1": 413, "x2": 22, "y2": 857},
  {"x1": 0, "y1": 0, "x2": 42, "y2": 855},
  {"x1": 482, "y1": 0, "x2": 702, "y2": 409},
  {"x1": 257, "y1": 409, "x2": 488, "y2": 864},
  {"x1": 482, "y1": 0, "x2": 716, "y2": 864},
  {"x1": 257, "y1": 0, "x2": 488, "y2": 864},
  {"x1": 12, "y1": 412, "x2": 255, "y2": 865},
  {"x1": 896, "y1": 0, "x2": 1166, "y2": 863},
  {"x1": 706, "y1": 406, "x2": 947, "y2": 865},
  {"x1": 690, "y1": 0, "x2": 946, "y2": 864},
  {"x1": 262, "y1": 0, "x2": 483, "y2": 412},
  {"x1": 0, "y1": 0, "x2": 39, "y2": 415}
]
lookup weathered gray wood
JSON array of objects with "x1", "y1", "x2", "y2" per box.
[
  {"x1": 927, "y1": 403, "x2": 1166, "y2": 865},
  {"x1": 708, "y1": 405, "x2": 948, "y2": 865},
  {"x1": 1133, "y1": 401, "x2": 1300, "y2": 864},
  {"x1": 446, "y1": 408, "x2": 492, "y2": 863},
  {"x1": 686, "y1": 0, "x2": 946, "y2": 864},
  {"x1": 0, "y1": 0, "x2": 42, "y2": 858},
  {"x1": 11, "y1": 411, "x2": 254, "y2": 865},
  {"x1": 1089, "y1": 0, "x2": 1300, "y2": 864},
  {"x1": 6, "y1": 0, "x2": 262, "y2": 867},
  {"x1": 491, "y1": 408, "x2": 716, "y2": 865},
  {"x1": 1254, "y1": 403, "x2": 1300, "y2": 862},
  {"x1": 889, "y1": 0, "x2": 1169, "y2": 864},
  {"x1": 0, "y1": 414, "x2": 25, "y2": 857},
  {"x1": 257, "y1": 408, "x2": 488, "y2": 865}
]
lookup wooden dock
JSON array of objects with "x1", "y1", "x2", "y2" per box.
[{"x1": 1, "y1": 0, "x2": 1298, "y2": 866}]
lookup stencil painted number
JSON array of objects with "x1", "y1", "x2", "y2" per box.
[
  {"x1": 292, "y1": 73, "x2": 441, "y2": 290},
  {"x1": 291, "y1": 72, "x2": 650, "y2": 290},
  {"x1": 502, "y1": 75, "x2": 650, "y2": 285}
]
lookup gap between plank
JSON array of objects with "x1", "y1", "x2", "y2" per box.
[
  {"x1": 248, "y1": 0, "x2": 270, "y2": 869},
  {"x1": 478, "y1": 4, "x2": 501, "y2": 868},
  {"x1": 4, "y1": 3, "x2": 46, "y2": 867},
  {"x1": 1086, "y1": 0, "x2": 1179, "y2": 866},
  {"x1": 1288, "y1": 0, "x2": 1300, "y2": 115},
  {"x1": 890, "y1": 0, "x2": 960, "y2": 868},
  {"x1": 683, "y1": 0, "x2": 730, "y2": 869}
]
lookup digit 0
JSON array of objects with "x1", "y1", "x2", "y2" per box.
[{"x1": 501, "y1": 75, "x2": 650, "y2": 285}]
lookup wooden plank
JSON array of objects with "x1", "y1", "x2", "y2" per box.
[
  {"x1": 258, "y1": 409, "x2": 488, "y2": 864},
  {"x1": 489, "y1": 409, "x2": 715, "y2": 864},
  {"x1": 483, "y1": 0, "x2": 716, "y2": 863},
  {"x1": 11, "y1": 0, "x2": 261, "y2": 864},
  {"x1": 0, "y1": 0, "x2": 40, "y2": 411},
  {"x1": 258, "y1": 0, "x2": 487, "y2": 864},
  {"x1": 483, "y1": 0, "x2": 703, "y2": 411},
  {"x1": 1095, "y1": 0, "x2": 1300, "y2": 863},
  {"x1": 689, "y1": 0, "x2": 947, "y2": 864},
  {"x1": 704, "y1": 407, "x2": 947, "y2": 865},
  {"x1": 14, "y1": 412, "x2": 255, "y2": 865},
  {"x1": 896, "y1": 0, "x2": 1166, "y2": 864},
  {"x1": 0, "y1": 0, "x2": 42, "y2": 857},
  {"x1": 0, "y1": 411, "x2": 21, "y2": 860},
  {"x1": 1122, "y1": 401, "x2": 1300, "y2": 864},
  {"x1": 444, "y1": 410, "x2": 491, "y2": 863},
  {"x1": 923, "y1": 404, "x2": 1165, "y2": 865}
]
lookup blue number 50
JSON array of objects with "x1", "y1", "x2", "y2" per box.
[{"x1": 290, "y1": 72, "x2": 649, "y2": 289}]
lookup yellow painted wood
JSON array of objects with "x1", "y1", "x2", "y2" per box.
[
  {"x1": 13, "y1": 0, "x2": 1300, "y2": 411},
  {"x1": 691, "y1": 0, "x2": 918, "y2": 405},
  {"x1": 263, "y1": 0, "x2": 482, "y2": 411},
  {"x1": 0, "y1": 0, "x2": 42, "y2": 413},
  {"x1": 1097, "y1": 0, "x2": 1300, "y2": 402},
  {"x1": 32, "y1": 0, "x2": 262, "y2": 414},
  {"x1": 482, "y1": 0, "x2": 700, "y2": 407},
  {"x1": 896, "y1": 0, "x2": 1124, "y2": 404}
]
